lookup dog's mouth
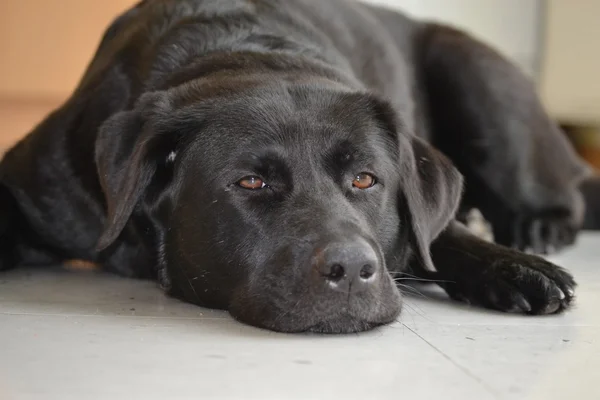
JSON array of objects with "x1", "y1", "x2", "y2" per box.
[
  {"x1": 229, "y1": 283, "x2": 403, "y2": 334},
  {"x1": 273, "y1": 305, "x2": 401, "y2": 334},
  {"x1": 182, "y1": 231, "x2": 404, "y2": 334}
]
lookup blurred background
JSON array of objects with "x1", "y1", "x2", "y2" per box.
[{"x1": 1, "y1": 0, "x2": 599, "y2": 168}]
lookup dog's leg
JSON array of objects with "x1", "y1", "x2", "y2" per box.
[
  {"x1": 419, "y1": 221, "x2": 576, "y2": 314},
  {"x1": 418, "y1": 23, "x2": 592, "y2": 253},
  {"x1": 0, "y1": 184, "x2": 62, "y2": 270},
  {"x1": 0, "y1": 184, "x2": 18, "y2": 270}
]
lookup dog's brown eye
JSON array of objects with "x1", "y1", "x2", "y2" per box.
[
  {"x1": 352, "y1": 173, "x2": 376, "y2": 189},
  {"x1": 238, "y1": 176, "x2": 267, "y2": 190}
]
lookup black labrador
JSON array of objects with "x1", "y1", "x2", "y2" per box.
[{"x1": 1, "y1": 0, "x2": 598, "y2": 333}]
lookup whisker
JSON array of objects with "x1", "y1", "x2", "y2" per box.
[
  {"x1": 393, "y1": 277, "x2": 455, "y2": 284},
  {"x1": 396, "y1": 283, "x2": 431, "y2": 300},
  {"x1": 388, "y1": 271, "x2": 422, "y2": 278},
  {"x1": 388, "y1": 270, "x2": 455, "y2": 284},
  {"x1": 402, "y1": 301, "x2": 436, "y2": 324},
  {"x1": 400, "y1": 302, "x2": 418, "y2": 330}
]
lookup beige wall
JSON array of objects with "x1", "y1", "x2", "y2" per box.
[
  {"x1": 539, "y1": 0, "x2": 600, "y2": 125},
  {"x1": 0, "y1": 0, "x2": 137, "y2": 100}
]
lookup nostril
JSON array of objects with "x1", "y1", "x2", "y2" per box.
[
  {"x1": 359, "y1": 264, "x2": 375, "y2": 280},
  {"x1": 325, "y1": 263, "x2": 346, "y2": 282}
]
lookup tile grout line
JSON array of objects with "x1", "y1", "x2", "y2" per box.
[{"x1": 402, "y1": 323, "x2": 501, "y2": 399}]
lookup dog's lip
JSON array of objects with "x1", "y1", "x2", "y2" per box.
[
  {"x1": 231, "y1": 297, "x2": 401, "y2": 334},
  {"x1": 278, "y1": 305, "x2": 400, "y2": 334}
]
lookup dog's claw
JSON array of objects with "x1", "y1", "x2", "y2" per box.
[
  {"x1": 514, "y1": 293, "x2": 532, "y2": 313},
  {"x1": 444, "y1": 253, "x2": 576, "y2": 315}
]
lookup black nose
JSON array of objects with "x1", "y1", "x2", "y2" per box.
[{"x1": 316, "y1": 239, "x2": 380, "y2": 294}]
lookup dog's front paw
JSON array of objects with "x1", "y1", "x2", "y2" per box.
[
  {"x1": 494, "y1": 213, "x2": 579, "y2": 255},
  {"x1": 443, "y1": 253, "x2": 576, "y2": 315}
]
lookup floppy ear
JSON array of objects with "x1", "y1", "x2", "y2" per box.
[
  {"x1": 364, "y1": 93, "x2": 463, "y2": 272},
  {"x1": 402, "y1": 136, "x2": 463, "y2": 271},
  {"x1": 95, "y1": 110, "x2": 154, "y2": 250},
  {"x1": 94, "y1": 94, "x2": 172, "y2": 250}
]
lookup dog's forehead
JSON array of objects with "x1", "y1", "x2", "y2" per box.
[
  {"x1": 168, "y1": 79, "x2": 380, "y2": 130},
  {"x1": 167, "y1": 82, "x2": 394, "y2": 170},
  {"x1": 208, "y1": 86, "x2": 381, "y2": 142}
]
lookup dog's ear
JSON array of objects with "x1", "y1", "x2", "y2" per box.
[
  {"x1": 94, "y1": 93, "x2": 172, "y2": 250},
  {"x1": 402, "y1": 136, "x2": 463, "y2": 271},
  {"x1": 366, "y1": 94, "x2": 463, "y2": 272}
]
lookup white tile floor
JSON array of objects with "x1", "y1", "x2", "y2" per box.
[{"x1": 1, "y1": 234, "x2": 599, "y2": 400}]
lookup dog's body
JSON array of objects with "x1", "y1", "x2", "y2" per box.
[{"x1": 1, "y1": 0, "x2": 597, "y2": 333}]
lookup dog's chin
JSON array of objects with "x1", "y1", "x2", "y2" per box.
[
  {"x1": 303, "y1": 316, "x2": 391, "y2": 334},
  {"x1": 229, "y1": 293, "x2": 403, "y2": 334},
  {"x1": 232, "y1": 311, "x2": 400, "y2": 334}
]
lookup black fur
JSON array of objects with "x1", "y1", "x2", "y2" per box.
[{"x1": 1, "y1": 0, "x2": 597, "y2": 333}]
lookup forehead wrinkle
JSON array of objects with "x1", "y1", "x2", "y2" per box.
[{"x1": 256, "y1": 103, "x2": 381, "y2": 165}]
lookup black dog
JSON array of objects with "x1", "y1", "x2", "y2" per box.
[{"x1": 1, "y1": 0, "x2": 598, "y2": 333}]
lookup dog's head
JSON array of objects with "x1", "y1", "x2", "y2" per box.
[{"x1": 94, "y1": 75, "x2": 462, "y2": 333}]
